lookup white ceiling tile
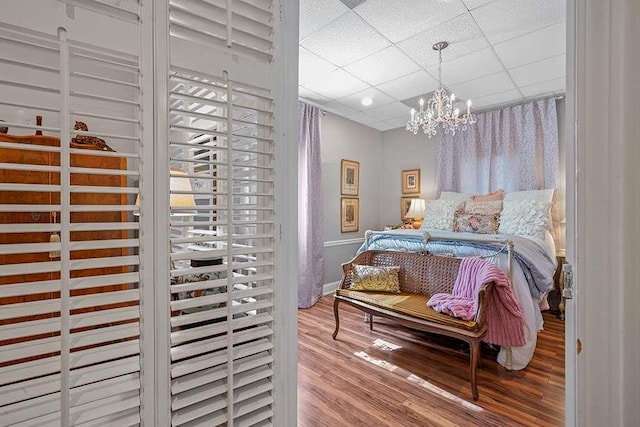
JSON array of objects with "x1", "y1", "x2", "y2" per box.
[
  {"x1": 461, "y1": 0, "x2": 496, "y2": 10},
  {"x1": 299, "y1": 0, "x2": 350, "y2": 39},
  {"x1": 323, "y1": 100, "x2": 359, "y2": 116},
  {"x1": 301, "y1": 68, "x2": 369, "y2": 99},
  {"x1": 343, "y1": 46, "x2": 421, "y2": 86},
  {"x1": 494, "y1": 22, "x2": 566, "y2": 69},
  {"x1": 397, "y1": 13, "x2": 489, "y2": 69},
  {"x1": 472, "y1": 0, "x2": 565, "y2": 45},
  {"x1": 355, "y1": 0, "x2": 467, "y2": 43},
  {"x1": 345, "y1": 111, "x2": 379, "y2": 125},
  {"x1": 368, "y1": 121, "x2": 395, "y2": 131},
  {"x1": 520, "y1": 77, "x2": 565, "y2": 97},
  {"x1": 377, "y1": 70, "x2": 438, "y2": 101},
  {"x1": 449, "y1": 72, "x2": 517, "y2": 100},
  {"x1": 335, "y1": 87, "x2": 395, "y2": 111},
  {"x1": 509, "y1": 54, "x2": 565, "y2": 87},
  {"x1": 298, "y1": 47, "x2": 338, "y2": 86},
  {"x1": 298, "y1": 86, "x2": 332, "y2": 104},
  {"x1": 365, "y1": 102, "x2": 412, "y2": 121},
  {"x1": 300, "y1": 12, "x2": 391, "y2": 67},
  {"x1": 427, "y1": 47, "x2": 503, "y2": 86},
  {"x1": 472, "y1": 89, "x2": 523, "y2": 110},
  {"x1": 384, "y1": 116, "x2": 410, "y2": 129}
]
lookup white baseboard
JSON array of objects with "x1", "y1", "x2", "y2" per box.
[{"x1": 323, "y1": 280, "x2": 340, "y2": 295}]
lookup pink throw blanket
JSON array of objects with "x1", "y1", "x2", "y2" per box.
[{"x1": 427, "y1": 257, "x2": 526, "y2": 347}]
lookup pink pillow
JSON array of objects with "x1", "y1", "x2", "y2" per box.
[{"x1": 471, "y1": 189, "x2": 504, "y2": 202}]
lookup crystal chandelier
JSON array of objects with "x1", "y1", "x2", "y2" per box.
[{"x1": 406, "y1": 41, "x2": 477, "y2": 138}]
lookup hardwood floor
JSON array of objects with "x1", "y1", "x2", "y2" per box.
[{"x1": 298, "y1": 296, "x2": 565, "y2": 426}]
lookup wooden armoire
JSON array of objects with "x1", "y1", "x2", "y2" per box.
[{"x1": 0, "y1": 134, "x2": 130, "y2": 354}]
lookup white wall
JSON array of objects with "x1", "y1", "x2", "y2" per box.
[
  {"x1": 379, "y1": 128, "x2": 439, "y2": 226},
  {"x1": 321, "y1": 113, "x2": 383, "y2": 284}
]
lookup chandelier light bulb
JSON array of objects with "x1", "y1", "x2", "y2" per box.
[{"x1": 405, "y1": 41, "x2": 477, "y2": 139}]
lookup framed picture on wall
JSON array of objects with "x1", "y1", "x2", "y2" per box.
[
  {"x1": 401, "y1": 196, "x2": 419, "y2": 221},
  {"x1": 402, "y1": 169, "x2": 420, "y2": 194},
  {"x1": 341, "y1": 197, "x2": 359, "y2": 233},
  {"x1": 341, "y1": 159, "x2": 359, "y2": 196}
]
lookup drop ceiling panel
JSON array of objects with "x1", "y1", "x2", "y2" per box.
[
  {"x1": 298, "y1": 47, "x2": 338, "y2": 87},
  {"x1": 299, "y1": 0, "x2": 350, "y2": 39},
  {"x1": 299, "y1": 86, "x2": 332, "y2": 104},
  {"x1": 355, "y1": 0, "x2": 468, "y2": 43},
  {"x1": 462, "y1": 0, "x2": 496, "y2": 10},
  {"x1": 322, "y1": 100, "x2": 359, "y2": 116},
  {"x1": 377, "y1": 70, "x2": 439, "y2": 101},
  {"x1": 494, "y1": 22, "x2": 566, "y2": 69},
  {"x1": 368, "y1": 121, "x2": 395, "y2": 131},
  {"x1": 472, "y1": 0, "x2": 565, "y2": 45},
  {"x1": 427, "y1": 48, "x2": 503, "y2": 86},
  {"x1": 301, "y1": 68, "x2": 369, "y2": 99},
  {"x1": 472, "y1": 89, "x2": 523, "y2": 110},
  {"x1": 343, "y1": 46, "x2": 421, "y2": 86},
  {"x1": 335, "y1": 87, "x2": 395, "y2": 111},
  {"x1": 509, "y1": 54, "x2": 565, "y2": 87},
  {"x1": 397, "y1": 13, "x2": 489, "y2": 69},
  {"x1": 300, "y1": 12, "x2": 391, "y2": 67},
  {"x1": 449, "y1": 72, "x2": 517, "y2": 100},
  {"x1": 384, "y1": 116, "x2": 411, "y2": 129},
  {"x1": 520, "y1": 77, "x2": 565, "y2": 97},
  {"x1": 345, "y1": 111, "x2": 379, "y2": 125},
  {"x1": 365, "y1": 101, "x2": 413, "y2": 121}
]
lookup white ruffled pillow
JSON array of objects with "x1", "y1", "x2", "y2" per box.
[
  {"x1": 498, "y1": 199, "x2": 552, "y2": 238},
  {"x1": 421, "y1": 200, "x2": 463, "y2": 231}
]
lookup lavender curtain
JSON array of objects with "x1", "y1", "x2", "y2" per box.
[
  {"x1": 437, "y1": 98, "x2": 559, "y2": 194},
  {"x1": 298, "y1": 102, "x2": 324, "y2": 308}
]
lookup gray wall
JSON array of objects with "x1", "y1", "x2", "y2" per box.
[
  {"x1": 321, "y1": 113, "x2": 383, "y2": 284},
  {"x1": 379, "y1": 128, "x2": 439, "y2": 226}
]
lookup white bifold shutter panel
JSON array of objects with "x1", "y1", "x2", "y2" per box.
[
  {"x1": 0, "y1": 1, "x2": 143, "y2": 426},
  {"x1": 166, "y1": 0, "x2": 276, "y2": 426}
]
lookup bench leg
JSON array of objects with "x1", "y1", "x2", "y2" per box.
[
  {"x1": 369, "y1": 313, "x2": 373, "y2": 331},
  {"x1": 470, "y1": 340, "x2": 481, "y2": 401},
  {"x1": 332, "y1": 298, "x2": 340, "y2": 340}
]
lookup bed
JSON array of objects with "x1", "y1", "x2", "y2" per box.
[{"x1": 355, "y1": 190, "x2": 559, "y2": 370}]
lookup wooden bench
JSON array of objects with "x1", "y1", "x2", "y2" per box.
[{"x1": 332, "y1": 250, "x2": 493, "y2": 400}]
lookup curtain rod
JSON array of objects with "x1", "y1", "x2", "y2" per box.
[
  {"x1": 298, "y1": 97, "x2": 327, "y2": 115},
  {"x1": 473, "y1": 93, "x2": 565, "y2": 114}
]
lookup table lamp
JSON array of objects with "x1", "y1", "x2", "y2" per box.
[{"x1": 405, "y1": 198, "x2": 426, "y2": 229}]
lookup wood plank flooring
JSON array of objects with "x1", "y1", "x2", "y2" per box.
[{"x1": 298, "y1": 296, "x2": 565, "y2": 426}]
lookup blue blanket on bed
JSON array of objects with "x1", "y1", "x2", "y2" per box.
[{"x1": 357, "y1": 229, "x2": 556, "y2": 300}]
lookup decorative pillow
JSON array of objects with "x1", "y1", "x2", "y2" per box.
[
  {"x1": 504, "y1": 189, "x2": 555, "y2": 204},
  {"x1": 438, "y1": 191, "x2": 472, "y2": 204},
  {"x1": 498, "y1": 199, "x2": 553, "y2": 237},
  {"x1": 350, "y1": 265, "x2": 401, "y2": 293},
  {"x1": 471, "y1": 189, "x2": 504, "y2": 202},
  {"x1": 453, "y1": 212, "x2": 500, "y2": 234},
  {"x1": 464, "y1": 200, "x2": 503, "y2": 215},
  {"x1": 420, "y1": 200, "x2": 463, "y2": 231}
]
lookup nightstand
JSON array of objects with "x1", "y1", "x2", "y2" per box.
[{"x1": 548, "y1": 249, "x2": 566, "y2": 318}]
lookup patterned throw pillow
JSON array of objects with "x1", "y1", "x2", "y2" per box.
[
  {"x1": 350, "y1": 265, "x2": 401, "y2": 293},
  {"x1": 453, "y1": 212, "x2": 500, "y2": 234},
  {"x1": 464, "y1": 200, "x2": 503, "y2": 215},
  {"x1": 420, "y1": 200, "x2": 463, "y2": 231},
  {"x1": 498, "y1": 199, "x2": 552, "y2": 237}
]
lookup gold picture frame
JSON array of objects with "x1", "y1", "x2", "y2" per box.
[
  {"x1": 341, "y1": 197, "x2": 359, "y2": 233},
  {"x1": 341, "y1": 159, "x2": 360, "y2": 196},
  {"x1": 401, "y1": 196, "x2": 419, "y2": 221},
  {"x1": 402, "y1": 168, "x2": 421, "y2": 194}
]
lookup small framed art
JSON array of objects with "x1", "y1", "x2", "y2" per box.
[
  {"x1": 401, "y1": 196, "x2": 418, "y2": 221},
  {"x1": 341, "y1": 197, "x2": 359, "y2": 233},
  {"x1": 402, "y1": 168, "x2": 420, "y2": 194},
  {"x1": 341, "y1": 159, "x2": 359, "y2": 196}
]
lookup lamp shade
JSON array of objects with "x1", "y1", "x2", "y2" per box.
[
  {"x1": 134, "y1": 168, "x2": 196, "y2": 216},
  {"x1": 405, "y1": 198, "x2": 426, "y2": 219}
]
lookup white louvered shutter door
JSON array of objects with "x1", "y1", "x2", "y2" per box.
[
  {"x1": 166, "y1": 1, "x2": 276, "y2": 426},
  {"x1": 0, "y1": 1, "x2": 144, "y2": 426}
]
